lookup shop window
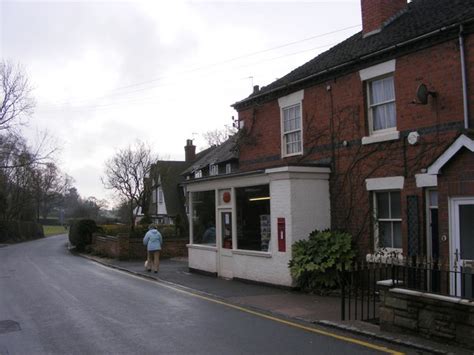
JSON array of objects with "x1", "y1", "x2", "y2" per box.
[
  {"x1": 236, "y1": 185, "x2": 271, "y2": 251},
  {"x1": 191, "y1": 190, "x2": 216, "y2": 245}
]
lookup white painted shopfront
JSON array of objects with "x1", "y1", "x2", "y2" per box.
[{"x1": 185, "y1": 166, "x2": 331, "y2": 287}]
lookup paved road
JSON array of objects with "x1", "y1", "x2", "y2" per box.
[{"x1": 0, "y1": 235, "x2": 407, "y2": 354}]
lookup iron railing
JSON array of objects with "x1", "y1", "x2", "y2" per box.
[{"x1": 340, "y1": 258, "x2": 474, "y2": 322}]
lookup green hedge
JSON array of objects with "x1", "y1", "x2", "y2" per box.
[
  {"x1": 69, "y1": 219, "x2": 99, "y2": 251},
  {"x1": 0, "y1": 220, "x2": 45, "y2": 243}
]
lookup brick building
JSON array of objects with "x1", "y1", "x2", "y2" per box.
[{"x1": 185, "y1": 0, "x2": 474, "y2": 289}]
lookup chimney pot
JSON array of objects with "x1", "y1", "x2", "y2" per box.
[{"x1": 253, "y1": 85, "x2": 259, "y2": 94}]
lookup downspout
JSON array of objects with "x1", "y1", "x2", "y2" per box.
[{"x1": 459, "y1": 24, "x2": 469, "y2": 129}]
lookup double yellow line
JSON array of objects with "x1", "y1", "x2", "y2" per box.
[{"x1": 101, "y1": 262, "x2": 404, "y2": 355}]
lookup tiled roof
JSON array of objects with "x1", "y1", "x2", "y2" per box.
[
  {"x1": 182, "y1": 135, "x2": 239, "y2": 175},
  {"x1": 233, "y1": 0, "x2": 474, "y2": 109}
]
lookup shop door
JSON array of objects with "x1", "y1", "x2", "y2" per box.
[
  {"x1": 218, "y1": 210, "x2": 233, "y2": 279},
  {"x1": 450, "y1": 198, "x2": 474, "y2": 298}
]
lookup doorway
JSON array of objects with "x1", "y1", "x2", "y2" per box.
[
  {"x1": 450, "y1": 197, "x2": 474, "y2": 298},
  {"x1": 217, "y1": 209, "x2": 233, "y2": 278}
]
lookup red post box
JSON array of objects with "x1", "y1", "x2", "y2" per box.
[{"x1": 277, "y1": 218, "x2": 286, "y2": 252}]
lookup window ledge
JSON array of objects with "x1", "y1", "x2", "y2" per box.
[
  {"x1": 232, "y1": 249, "x2": 272, "y2": 258},
  {"x1": 362, "y1": 131, "x2": 400, "y2": 145},
  {"x1": 187, "y1": 244, "x2": 217, "y2": 252}
]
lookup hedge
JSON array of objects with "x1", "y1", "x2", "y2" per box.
[{"x1": 0, "y1": 220, "x2": 45, "y2": 243}]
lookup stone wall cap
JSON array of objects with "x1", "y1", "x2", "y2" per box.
[{"x1": 390, "y1": 287, "x2": 474, "y2": 306}]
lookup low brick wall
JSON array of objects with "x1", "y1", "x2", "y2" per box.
[
  {"x1": 379, "y1": 282, "x2": 474, "y2": 349},
  {"x1": 92, "y1": 234, "x2": 188, "y2": 260}
]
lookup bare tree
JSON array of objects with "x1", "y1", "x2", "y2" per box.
[
  {"x1": 202, "y1": 124, "x2": 237, "y2": 148},
  {"x1": 102, "y1": 141, "x2": 154, "y2": 230},
  {"x1": 0, "y1": 61, "x2": 35, "y2": 131}
]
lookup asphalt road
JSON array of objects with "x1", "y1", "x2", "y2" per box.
[{"x1": 0, "y1": 235, "x2": 407, "y2": 355}]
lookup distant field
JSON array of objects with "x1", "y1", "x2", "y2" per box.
[{"x1": 43, "y1": 225, "x2": 67, "y2": 237}]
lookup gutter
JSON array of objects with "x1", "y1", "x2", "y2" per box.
[
  {"x1": 459, "y1": 24, "x2": 470, "y2": 129},
  {"x1": 180, "y1": 169, "x2": 265, "y2": 185},
  {"x1": 233, "y1": 19, "x2": 474, "y2": 109}
]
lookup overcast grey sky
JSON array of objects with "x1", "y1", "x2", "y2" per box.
[{"x1": 1, "y1": 0, "x2": 361, "y2": 206}]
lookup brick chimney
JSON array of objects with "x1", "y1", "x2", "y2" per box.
[
  {"x1": 184, "y1": 139, "x2": 196, "y2": 162},
  {"x1": 361, "y1": 0, "x2": 407, "y2": 35}
]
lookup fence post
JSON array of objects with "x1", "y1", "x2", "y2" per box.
[{"x1": 341, "y1": 263, "x2": 345, "y2": 321}]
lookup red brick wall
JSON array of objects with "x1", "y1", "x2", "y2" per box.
[
  {"x1": 361, "y1": 0, "x2": 407, "y2": 35},
  {"x1": 236, "y1": 35, "x2": 472, "y2": 256},
  {"x1": 92, "y1": 235, "x2": 188, "y2": 260}
]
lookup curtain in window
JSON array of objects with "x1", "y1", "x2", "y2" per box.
[{"x1": 371, "y1": 77, "x2": 396, "y2": 131}]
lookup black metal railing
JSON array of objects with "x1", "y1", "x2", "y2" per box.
[
  {"x1": 340, "y1": 261, "x2": 394, "y2": 322},
  {"x1": 391, "y1": 257, "x2": 474, "y2": 301},
  {"x1": 340, "y1": 258, "x2": 474, "y2": 322}
]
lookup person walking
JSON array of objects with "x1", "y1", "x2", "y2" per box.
[{"x1": 143, "y1": 224, "x2": 163, "y2": 273}]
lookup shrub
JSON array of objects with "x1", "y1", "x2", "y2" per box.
[
  {"x1": 69, "y1": 219, "x2": 98, "y2": 251},
  {"x1": 289, "y1": 229, "x2": 356, "y2": 293},
  {"x1": 159, "y1": 225, "x2": 176, "y2": 239}
]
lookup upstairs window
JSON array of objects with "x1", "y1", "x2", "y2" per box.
[
  {"x1": 158, "y1": 188, "x2": 163, "y2": 204},
  {"x1": 194, "y1": 170, "x2": 202, "y2": 179},
  {"x1": 368, "y1": 75, "x2": 396, "y2": 133},
  {"x1": 279, "y1": 90, "x2": 304, "y2": 157},
  {"x1": 282, "y1": 104, "x2": 302, "y2": 156},
  {"x1": 225, "y1": 163, "x2": 232, "y2": 174}
]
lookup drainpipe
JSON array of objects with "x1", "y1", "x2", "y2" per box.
[{"x1": 459, "y1": 24, "x2": 469, "y2": 129}]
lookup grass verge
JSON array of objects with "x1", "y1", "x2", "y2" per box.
[{"x1": 43, "y1": 225, "x2": 67, "y2": 237}]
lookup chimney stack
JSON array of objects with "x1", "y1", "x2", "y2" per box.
[
  {"x1": 361, "y1": 0, "x2": 407, "y2": 36},
  {"x1": 184, "y1": 139, "x2": 196, "y2": 162}
]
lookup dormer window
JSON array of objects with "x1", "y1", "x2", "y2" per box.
[
  {"x1": 209, "y1": 164, "x2": 218, "y2": 176},
  {"x1": 194, "y1": 170, "x2": 202, "y2": 179},
  {"x1": 225, "y1": 163, "x2": 232, "y2": 174}
]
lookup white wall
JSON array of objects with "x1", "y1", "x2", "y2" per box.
[
  {"x1": 185, "y1": 166, "x2": 331, "y2": 287},
  {"x1": 188, "y1": 246, "x2": 217, "y2": 273}
]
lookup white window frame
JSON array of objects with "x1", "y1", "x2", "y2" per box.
[
  {"x1": 278, "y1": 90, "x2": 304, "y2": 158},
  {"x1": 194, "y1": 170, "x2": 202, "y2": 179},
  {"x1": 225, "y1": 163, "x2": 232, "y2": 174},
  {"x1": 373, "y1": 190, "x2": 402, "y2": 252},
  {"x1": 359, "y1": 60, "x2": 399, "y2": 145}
]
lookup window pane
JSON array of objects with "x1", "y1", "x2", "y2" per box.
[
  {"x1": 390, "y1": 191, "x2": 401, "y2": 218},
  {"x1": 429, "y1": 191, "x2": 438, "y2": 207},
  {"x1": 371, "y1": 77, "x2": 394, "y2": 104},
  {"x1": 236, "y1": 185, "x2": 271, "y2": 251},
  {"x1": 459, "y1": 204, "x2": 474, "y2": 260},
  {"x1": 376, "y1": 192, "x2": 390, "y2": 219},
  {"x1": 373, "y1": 102, "x2": 396, "y2": 131},
  {"x1": 379, "y1": 221, "x2": 392, "y2": 248},
  {"x1": 192, "y1": 190, "x2": 216, "y2": 246},
  {"x1": 393, "y1": 222, "x2": 402, "y2": 248}
]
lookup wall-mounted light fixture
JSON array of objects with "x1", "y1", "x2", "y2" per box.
[{"x1": 249, "y1": 196, "x2": 271, "y2": 202}]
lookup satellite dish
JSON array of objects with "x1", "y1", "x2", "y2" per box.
[{"x1": 416, "y1": 83, "x2": 436, "y2": 105}]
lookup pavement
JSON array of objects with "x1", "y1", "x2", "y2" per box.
[{"x1": 77, "y1": 253, "x2": 472, "y2": 355}]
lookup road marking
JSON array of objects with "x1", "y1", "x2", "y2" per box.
[{"x1": 100, "y1": 264, "x2": 404, "y2": 355}]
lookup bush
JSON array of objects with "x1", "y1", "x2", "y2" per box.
[
  {"x1": 289, "y1": 229, "x2": 355, "y2": 293},
  {"x1": 69, "y1": 219, "x2": 98, "y2": 251},
  {"x1": 0, "y1": 220, "x2": 44, "y2": 243},
  {"x1": 99, "y1": 224, "x2": 130, "y2": 236}
]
